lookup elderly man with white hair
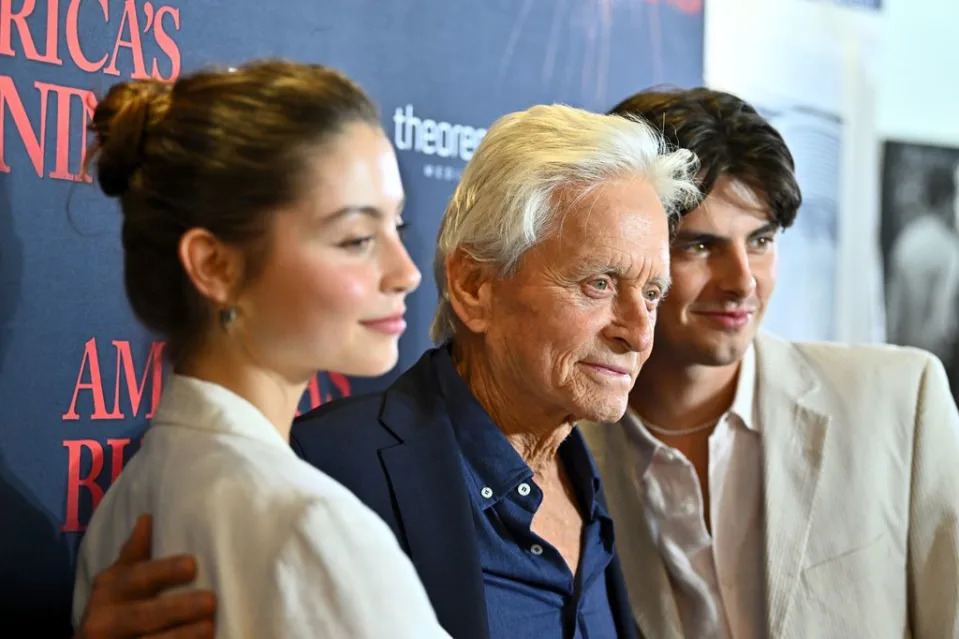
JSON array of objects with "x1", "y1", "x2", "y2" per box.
[
  {"x1": 75, "y1": 103, "x2": 698, "y2": 639},
  {"x1": 292, "y1": 104, "x2": 697, "y2": 639}
]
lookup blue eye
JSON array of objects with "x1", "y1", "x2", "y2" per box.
[{"x1": 589, "y1": 278, "x2": 613, "y2": 292}]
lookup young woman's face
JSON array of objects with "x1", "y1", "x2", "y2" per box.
[{"x1": 235, "y1": 122, "x2": 421, "y2": 381}]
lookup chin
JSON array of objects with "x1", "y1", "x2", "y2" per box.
[
  {"x1": 696, "y1": 338, "x2": 749, "y2": 367},
  {"x1": 577, "y1": 396, "x2": 630, "y2": 425},
  {"x1": 332, "y1": 346, "x2": 399, "y2": 378}
]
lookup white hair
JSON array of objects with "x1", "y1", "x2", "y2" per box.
[{"x1": 430, "y1": 103, "x2": 700, "y2": 343}]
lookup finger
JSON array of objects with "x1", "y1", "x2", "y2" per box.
[
  {"x1": 116, "y1": 514, "x2": 153, "y2": 565},
  {"x1": 147, "y1": 619, "x2": 215, "y2": 639},
  {"x1": 106, "y1": 590, "x2": 216, "y2": 637},
  {"x1": 114, "y1": 555, "x2": 199, "y2": 599}
]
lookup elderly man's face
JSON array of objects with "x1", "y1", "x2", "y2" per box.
[{"x1": 484, "y1": 176, "x2": 670, "y2": 424}]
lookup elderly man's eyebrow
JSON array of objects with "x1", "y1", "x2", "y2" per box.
[{"x1": 567, "y1": 261, "x2": 627, "y2": 279}]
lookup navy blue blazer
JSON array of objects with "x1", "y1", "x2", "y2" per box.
[{"x1": 290, "y1": 349, "x2": 639, "y2": 639}]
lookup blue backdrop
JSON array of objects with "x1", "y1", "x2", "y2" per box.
[{"x1": 0, "y1": 0, "x2": 702, "y2": 631}]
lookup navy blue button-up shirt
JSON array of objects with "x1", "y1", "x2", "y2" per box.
[{"x1": 436, "y1": 348, "x2": 619, "y2": 639}]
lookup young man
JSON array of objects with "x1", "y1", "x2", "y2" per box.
[{"x1": 580, "y1": 88, "x2": 959, "y2": 639}]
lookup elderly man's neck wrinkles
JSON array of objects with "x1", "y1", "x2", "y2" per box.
[{"x1": 453, "y1": 337, "x2": 573, "y2": 471}]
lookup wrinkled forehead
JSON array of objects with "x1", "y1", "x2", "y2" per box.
[
  {"x1": 518, "y1": 180, "x2": 671, "y2": 274},
  {"x1": 557, "y1": 178, "x2": 668, "y2": 240}
]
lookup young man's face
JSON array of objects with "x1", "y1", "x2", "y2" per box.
[{"x1": 653, "y1": 176, "x2": 779, "y2": 367}]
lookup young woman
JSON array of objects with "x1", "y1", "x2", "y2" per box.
[{"x1": 72, "y1": 59, "x2": 447, "y2": 638}]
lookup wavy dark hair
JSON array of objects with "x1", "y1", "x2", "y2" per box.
[{"x1": 610, "y1": 87, "x2": 801, "y2": 228}]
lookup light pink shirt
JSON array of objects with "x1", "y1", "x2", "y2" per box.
[{"x1": 623, "y1": 345, "x2": 766, "y2": 639}]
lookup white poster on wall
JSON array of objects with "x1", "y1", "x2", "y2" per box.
[{"x1": 758, "y1": 104, "x2": 842, "y2": 342}]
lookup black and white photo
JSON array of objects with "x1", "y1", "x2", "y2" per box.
[{"x1": 881, "y1": 140, "x2": 959, "y2": 401}]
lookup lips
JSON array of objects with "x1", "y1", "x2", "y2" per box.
[
  {"x1": 580, "y1": 361, "x2": 633, "y2": 377},
  {"x1": 359, "y1": 314, "x2": 407, "y2": 336},
  {"x1": 692, "y1": 309, "x2": 754, "y2": 330}
]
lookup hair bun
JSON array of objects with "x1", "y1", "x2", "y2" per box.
[{"x1": 91, "y1": 80, "x2": 172, "y2": 197}]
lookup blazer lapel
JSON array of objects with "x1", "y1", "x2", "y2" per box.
[
  {"x1": 606, "y1": 555, "x2": 641, "y2": 639},
  {"x1": 624, "y1": 504, "x2": 684, "y2": 639},
  {"x1": 378, "y1": 363, "x2": 490, "y2": 639},
  {"x1": 754, "y1": 333, "x2": 831, "y2": 638},
  {"x1": 583, "y1": 421, "x2": 684, "y2": 639}
]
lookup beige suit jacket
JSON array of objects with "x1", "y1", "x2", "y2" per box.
[{"x1": 581, "y1": 332, "x2": 959, "y2": 638}]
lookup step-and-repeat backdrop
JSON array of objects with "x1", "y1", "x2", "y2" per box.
[{"x1": 0, "y1": 0, "x2": 703, "y2": 630}]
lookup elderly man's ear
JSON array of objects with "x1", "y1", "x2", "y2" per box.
[{"x1": 446, "y1": 248, "x2": 495, "y2": 335}]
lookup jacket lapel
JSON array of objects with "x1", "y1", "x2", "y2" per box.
[
  {"x1": 622, "y1": 506, "x2": 683, "y2": 639},
  {"x1": 606, "y1": 554, "x2": 642, "y2": 639},
  {"x1": 583, "y1": 421, "x2": 684, "y2": 639},
  {"x1": 378, "y1": 354, "x2": 490, "y2": 639},
  {"x1": 754, "y1": 333, "x2": 831, "y2": 638}
]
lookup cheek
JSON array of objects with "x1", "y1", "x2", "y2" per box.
[
  {"x1": 662, "y1": 284, "x2": 695, "y2": 320},
  {"x1": 300, "y1": 264, "x2": 374, "y2": 317},
  {"x1": 261, "y1": 253, "x2": 376, "y2": 323},
  {"x1": 491, "y1": 286, "x2": 558, "y2": 344},
  {"x1": 496, "y1": 304, "x2": 589, "y2": 377},
  {"x1": 753, "y1": 254, "x2": 777, "y2": 302},
  {"x1": 666, "y1": 262, "x2": 705, "y2": 309},
  {"x1": 552, "y1": 313, "x2": 610, "y2": 379}
]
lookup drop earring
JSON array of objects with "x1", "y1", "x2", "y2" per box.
[{"x1": 219, "y1": 305, "x2": 237, "y2": 331}]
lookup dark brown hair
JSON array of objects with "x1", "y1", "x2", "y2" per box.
[
  {"x1": 610, "y1": 88, "x2": 801, "y2": 229},
  {"x1": 87, "y1": 59, "x2": 379, "y2": 362}
]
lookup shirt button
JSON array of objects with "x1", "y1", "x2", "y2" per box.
[
  {"x1": 681, "y1": 498, "x2": 695, "y2": 515},
  {"x1": 530, "y1": 544, "x2": 544, "y2": 556},
  {"x1": 517, "y1": 482, "x2": 531, "y2": 496},
  {"x1": 480, "y1": 486, "x2": 493, "y2": 499}
]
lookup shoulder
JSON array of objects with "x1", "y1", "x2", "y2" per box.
[
  {"x1": 158, "y1": 438, "x2": 362, "y2": 520},
  {"x1": 758, "y1": 332, "x2": 939, "y2": 385},
  {"x1": 288, "y1": 391, "x2": 405, "y2": 520},
  {"x1": 291, "y1": 391, "x2": 392, "y2": 452},
  {"x1": 799, "y1": 340, "x2": 933, "y2": 373},
  {"x1": 756, "y1": 333, "x2": 949, "y2": 423},
  {"x1": 295, "y1": 391, "x2": 386, "y2": 427}
]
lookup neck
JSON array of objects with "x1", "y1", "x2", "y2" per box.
[
  {"x1": 176, "y1": 339, "x2": 307, "y2": 442},
  {"x1": 629, "y1": 348, "x2": 741, "y2": 433},
  {"x1": 453, "y1": 338, "x2": 571, "y2": 474}
]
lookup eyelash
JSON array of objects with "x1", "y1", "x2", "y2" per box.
[
  {"x1": 588, "y1": 278, "x2": 663, "y2": 305},
  {"x1": 589, "y1": 277, "x2": 613, "y2": 292},
  {"x1": 339, "y1": 221, "x2": 409, "y2": 250},
  {"x1": 683, "y1": 236, "x2": 775, "y2": 254},
  {"x1": 339, "y1": 237, "x2": 373, "y2": 250},
  {"x1": 752, "y1": 236, "x2": 773, "y2": 248}
]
